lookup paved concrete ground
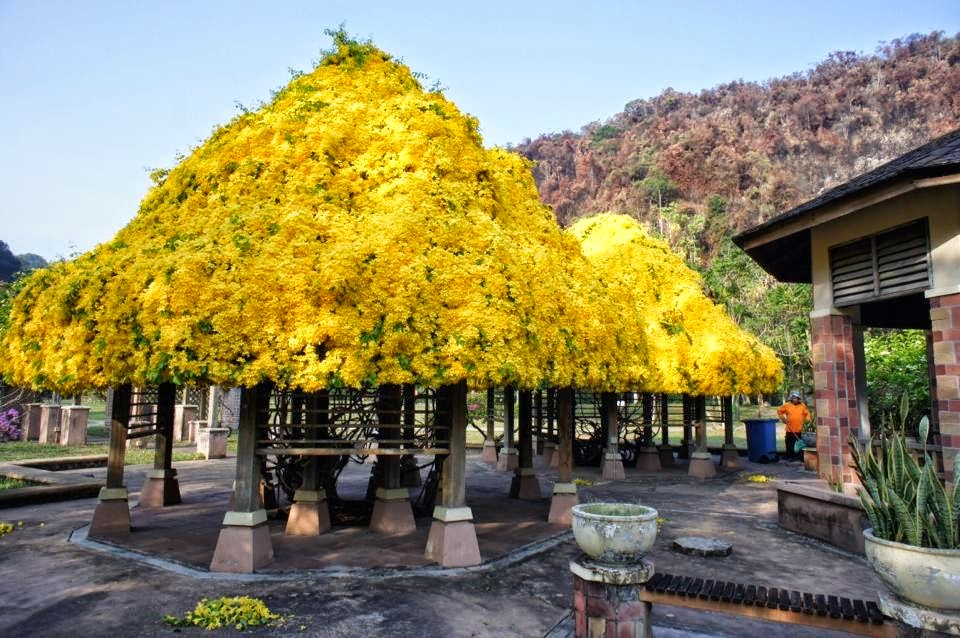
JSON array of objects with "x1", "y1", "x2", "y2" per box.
[{"x1": 0, "y1": 451, "x2": 887, "y2": 637}]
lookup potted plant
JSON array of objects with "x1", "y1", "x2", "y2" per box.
[
  {"x1": 800, "y1": 422, "x2": 817, "y2": 449},
  {"x1": 849, "y1": 416, "x2": 960, "y2": 610}
]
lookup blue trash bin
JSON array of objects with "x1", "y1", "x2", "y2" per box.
[{"x1": 742, "y1": 418, "x2": 779, "y2": 463}]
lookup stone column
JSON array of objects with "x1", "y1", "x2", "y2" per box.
[
  {"x1": 549, "y1": 387, "x2": 578, "y2": 525},
  {"x1": 425, "y1": 381, "x2": 481, "y2": 567},
  {"x1": 22, "y1": 403, "x2": 42, "y2": 441},
  {"x1": 173, "y1": 404, "x2": 200, "y2": 442},
  {"x1": 287, "y1": 390, "x2": 331, "y2": 535},
  {"x1": 543, "y1": 388, "x2": 557, "y2": 464},
  {"x1": 600, "y1": 392, "x2": 625, "y2": 480},
  {"x1": 688, "y1": 396, "x2": 716, "y2": 478},
  {"x1": 59, "y1": 406, "x2": 89, "y2": 446},
  {"x1": 496, "y1": 386, "x2": 519, "y2": 471},
  {"x1": 38, "y1": 404, "x2": 61, "y2": 444},
  {"x1": 89, "y1": 385, "x2": 132, "y2": 536},
  {"x1": 210, "y1": 382, "x2": 274, "y2": 573},
  {"x1": 658, "y1": 394, "x2": 674, "y2": 466},
  {"x1": 570, "y1": 557, "x2": 654, "y2": 638},
  {"x1": 719, "y1": 396, "x2": 741, "y2": 469},
  {"x1": 370, "y1": 384, "x2": 416, "y2": 535},
  {"x1": 928, "y1": 291, "x2": 960, "y2": 482},
  {"x1": 140, "y1": 382, "x2": 182, "y2": 508},
  {"x1": 511, "y1": 389, "x2": 541, "y2": 500},
  {"x1": 811, "y1": 310, "x2": 865, "y2": 484},
  {"x1": 480, "y1": 387, "x2": 498, "y2": 464},
  {"x1": 635, "y1": 393, "x2": 661, "y2": 471},
  {"x1": 400, "y1": 384, "x2": 422, "y2": 487}
]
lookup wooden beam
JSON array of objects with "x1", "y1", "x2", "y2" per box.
[
  {"x1": 154, "y1": 382, "x2": 176, "y2": 471},
  {"x1": 106, "y1": 384, "x2": 132, "y2": 488},
  {"x1": 557, "y1": 387, "x2": 574, "y2": 483},
  {"x1": 441, "y1": 382, "x2": 468, "y2": 508},
  {"x1": 518, "y1": 390, "x2": 533, "y2": 468},
  {"x1": 234, "y1": 382, "x2": 271, "y2": 513}
]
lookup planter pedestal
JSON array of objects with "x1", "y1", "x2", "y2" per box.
[
  {"x1": 688, "y1": 452, "x2": 717, "y2": 479},
  {"x1": 570, "y1": 557, "x2": 655, "y2": 638},
  {"x1": 601, "y1": 453, "x2": 625, "y2": 481},
  {"x1": 285, "y1": 489, "x2": 330, "y2": 536},
  {"x1": 879, "y1": 592, "x2": 960, "y2": 636},
  {"x1": 139, "y1": 469, "x2": 181, "y2": 508}
]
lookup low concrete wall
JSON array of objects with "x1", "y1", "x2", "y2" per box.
[{"x1": 777, "y1": 480, "x2": 867, "y2": 554}]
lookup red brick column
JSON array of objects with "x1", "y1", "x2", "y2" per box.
[
  {"x1": 811, "y1": 312, "x2": 862, "y2": 483},
  {"x1": 571, "y1": 560, "x2": 653, "y2": 638},
  {"x1": 929, "y1": 293, "x2": 960, "y2": 482}
]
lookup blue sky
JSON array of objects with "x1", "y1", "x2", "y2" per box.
[{"x1": 1, "y1": 1, "x2": 958, "y2": 260}]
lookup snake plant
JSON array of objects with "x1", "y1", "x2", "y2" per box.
[{"x1": 849, "y1": 416, "x2": 960, "y2": 549}]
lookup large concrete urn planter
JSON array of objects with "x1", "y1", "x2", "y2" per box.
[
  {"x1": 863, "y1": 528, "x2": 960, "y2": 611},
  {"x1": 571, "y1": 502, "x2": 658, "y2": 564}
]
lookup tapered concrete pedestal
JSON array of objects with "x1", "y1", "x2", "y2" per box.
[
  {"x1": 658, "y1": 445, "x2": 675, "y2": 467},
  {"x1": 424, "y1": 506, "x2": 481, "y2": 567},
  {"x1": 370, "y1": 488, "x2": 416, "y2": 535},
  {"x1": 285, "y1": 489, "x2": 330, "y2": 536},
  {"x1": 510, "y1": 467, "x2": 541, "y2": 500},
  {"x1": 480, "y1": 441, "x2": 498, "y2": 464},
  {"x1": 688, "y1": 452, "x2": 717, "y2": 478},
  {"x1": 542, "y1": 441, "x2": 556, "y2": 462},
  {"x1": 548, "y1": 482, "x2": 578, "y2": 526},
  {"x1": 550, "y1": 448, "x2": 560, "y2": 468},
  {"x1": 400, "y1": 455, "x2": 422, "y2": 487},
  {"x1": 720, "y1": 444, "x2": 742, "y2": 470},
  {"x1": 635, "y1": 447, "x2": 661, "y2": 472},
  {"x1": 571, "y1": 556, "x2": 654, "y2": 638},
  {"x1": 139, "y1": 469, "x2": 182, "y2": 508},
  {"x1": 89, "y1": 487, "x2": 131, "y2": 537},
  {"x1": 210, "y1": 510, "x2": 273, "y2": 573},
  {"x1": 601, "y1": 453, "x2": 625, "y2": 481},
  {"x1": 497, "y1": 448, "x2": 519, "y2": 472}
]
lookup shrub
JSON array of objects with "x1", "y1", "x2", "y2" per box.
[{"x1": 164, "y1": 596, "x2": 281, "y2": 631}]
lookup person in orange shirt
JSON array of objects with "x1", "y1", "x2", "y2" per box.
[{"x1": 777, "y1": 390, "x2": 811, "y2": 461}]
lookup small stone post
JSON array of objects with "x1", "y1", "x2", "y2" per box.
[
  {"x1": 511, "y1": 389, "x2": 541, "y2": 500},
  {"x1": 425, "y1": 381, "x2": 481, "y2": 567},
  {"x1": 497, "y1": 386, "x2": 519, "y2": 471},
  {"x1": 688, "y1": 396, "x2": 717, "y2": 478},
  {"x1": 210, "y1": 382, "x2": 274, "y2": 573},
  {"x1": 600, "y1": 392, "x2": 625, "y2": 480},
  {"x1": 59, "y1": 405, "x2": 90, "y2": 446},
  {"x1": 658, "y1": 394, "x2": 674, "y2": 466},
  {"x1": 549, "y1": 387, "x2": 578, "y2": 525},
  {"x1": 22, "y1": 403, "x2": 42, "y2": 441},
  {"x1": 89, "y1": 385, "x2": 132, "y2": 536},
  {"x1": 570, "y1": 557, "x2": 654, "y2": 637},
  {"x1": 719, "y1": 396, "x2": 741, "y2": 469},
  {"x1": 635, "y1": 393, "x2": 661, "y2": 471},
  {"x1": 173, "y1": 404, "x2": 199, "y2": 442},
  {"x1": 38, "y1": 404, "x2": 61, "y2": 444},
  {"x1": 480, "y1": 387, "x2": 498, "y2": 464},
  {"x1": 139, "y1": 382, "x2": 182, "y2": 508}
]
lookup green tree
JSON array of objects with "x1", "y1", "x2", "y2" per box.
[{"x1": 864, "y1": 328, "x2": 929, "y2": 434}]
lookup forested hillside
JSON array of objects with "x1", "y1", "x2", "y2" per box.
[{"x1": 519, "y1": 32, "x2": 960, "y2": 264}]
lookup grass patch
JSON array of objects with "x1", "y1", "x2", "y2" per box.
[
  {"x1": 0, "y1": 476, "x2": 39, "y2": 490},
  {"x1": 0, "y1": 441, "x2": 205, "y2": 464}
]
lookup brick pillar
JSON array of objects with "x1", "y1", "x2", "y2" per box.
[
  {"x1": 929, "y1": 293, "x2": 960, "y2": 482},
  {"x1": 811, "y1": 312, "x2": 862, "y2": 484}
]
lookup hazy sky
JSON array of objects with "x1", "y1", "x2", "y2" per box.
[{"x1": 1, "y1": 1, "x2": 958, "y2": 260}]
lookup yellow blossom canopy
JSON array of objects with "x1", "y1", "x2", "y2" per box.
[
  {"x1": 1, "y1": 35, "x2": 637, "y2": 393},
  {"x1": 570, "y1": 214, "x2": 782, "y2": 395}
]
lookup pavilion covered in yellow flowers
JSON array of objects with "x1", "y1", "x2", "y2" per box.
[{"x1": 0, "y1": 33, "x2": 781, "y2": 571}]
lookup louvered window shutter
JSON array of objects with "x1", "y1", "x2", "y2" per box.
[{"x1": 829, "y1": 219, "x2": 930, "y2": 307}]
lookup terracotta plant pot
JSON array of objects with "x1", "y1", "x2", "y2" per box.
[
  {"x1": 863, "y1": 528, "x2": 960, "y2": 610},
  {"x1": 571, "y1": 502, "x2": 658, "y2": 564}
]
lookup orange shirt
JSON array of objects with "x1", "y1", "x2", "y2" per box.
[{"x1": 777, "y1": 402, "x2": 811, "y2": 433}]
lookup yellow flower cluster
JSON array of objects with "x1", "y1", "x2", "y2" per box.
[
  {"x1": 0, "y1": 35, "x2": 776, "y2": 397},
  {"x1": 570, "y1": 214, "x2": 782, "y2": 395},
  {"x1": 0, "y1": 35, "x2": 628, "y2": 393},
  {"x1": 164, "y1": 596, "x2": 280, "y2": 631}
]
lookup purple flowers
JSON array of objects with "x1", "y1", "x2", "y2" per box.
[{"x1": 0, "y1": 408, "x2": 21, "y2": 442}]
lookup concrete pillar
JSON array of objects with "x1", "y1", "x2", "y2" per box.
[
  {"x1": 139, "y1": 382, "x2": 182, "y2": 508},
  {"x1": 928, "y1": 292, "x2": 960, "y2": 482},
  {"x1": 719, "y1": 396, "x2": 741, "y2": 469},
  {"x1": 59, "y1": 406, "x2": 89, "y2": 446},
  {"x1": 480, "y1": 387, "x2": 498, "y2": 464},
  {"x1": 635, "y1": 393, "x2": 661, "y2": 471},
  {"x1": 600, "y1": 392, "x2": 625, "y2": 480},
  {"x1": 549, "y1": 387, "x2": 578, "y2": 526},
  {"x1": 38, "y1": 404, "x2": 61, "y2": 444},
  {"x1": 22, "y1": 403, "x2": 42, "y2": 441},
  {"x1": 511, "y1": 389, "x2": 541, "y2": 500},
  {"x1": 496, "y1": 386, "x2": 518, "y2": 471},
  {"x1": 90, "y1": 385, "x2": 131, "y2": 537},
  {"x1": 811, "y1": 310, "x2": 865, "y2": 484},
  {"x1": 425, "y1": 382, "x2": 481, "y2": 567},
  {"x1": 173, "y1": 404, "x2": 200, "y2": 442},
  {"x1": 688, "y1": 396, "x2": 716, "y2": 478},
  {"x1": 210, "y1": 383, "x2": 274, "y2": 573}
]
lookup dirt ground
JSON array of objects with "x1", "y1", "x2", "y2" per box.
[{"x1": 0, "y1": 452, "x2": 887, "y2": 637}]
